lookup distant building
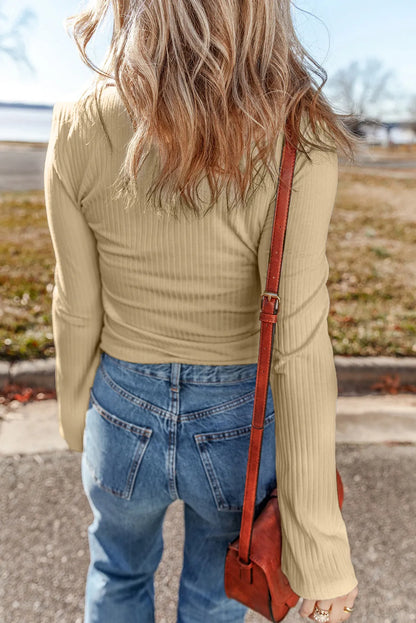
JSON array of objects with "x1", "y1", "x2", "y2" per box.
[{"x1": 353, "y1": 119, "x2": 415, "y2": 146}]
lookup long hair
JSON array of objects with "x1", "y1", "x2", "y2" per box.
[{"x1": 65, "y1": 0, "x2": 362, "y2": 216}]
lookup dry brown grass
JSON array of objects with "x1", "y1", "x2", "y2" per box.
[
  {"x1": 327, "y1": 162, "x2": 416, "y2": 356},
  {"x1": 0, "y1": 190, "x2": 55, "y2": 360},
  {"x1": 0, "y1": 150, "x2": 415, "y2": 359}
]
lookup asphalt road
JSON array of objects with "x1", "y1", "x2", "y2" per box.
[
  {"x1": 1, "y1": 443, "x2": 415, "y2": 623},
  {"x1": 0, "y1": 142, "x2": 47, "y2": 192},
  {"x1": 1, "y1": 142, "x2": 416, "y2": 193}
]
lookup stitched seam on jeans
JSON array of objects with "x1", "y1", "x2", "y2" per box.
[
  {"x1": 179, "y1": 389, "x2": 258, "y2": 421},
  {"x1": 84, "y1": 404, "x2": 153, "y2": 500},
  {"x1": 195, "y1": 442, "x2": 228, "y2": 510},
  {"x1": 194, "y1": 411, "x2": 275, "y2": 442},
  {"x1": 103, "y1": 356, "x2": 259, "y2": 384},
  {"x1": 83, "y1": 453, "x2": 130, "y2": 499},
  {"x1": 193, "y1": 412, "x2": 275, "y2": 512},
  {"x1": 90, "y1": 389, "x2": 153, "y2": 437},
  {"x1": 106, "y1": 364, "x2": 258, "y2": 385},
  {"x1": 100, "y1": 364, "x2": 259, "y2": 422},
  {"x1": 100, "y1": 366, "x2": 170, "y2": 418},
  {"x1": 124, "y1": 433, "x2": 153, "y2": 499}
]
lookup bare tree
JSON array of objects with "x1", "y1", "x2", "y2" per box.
[
  {"x1": 327, "y1": 58, "x2": 396, "y2": 122},
  {"x1": 0, "y1": 5, "x2": 36, "y2": 72}
]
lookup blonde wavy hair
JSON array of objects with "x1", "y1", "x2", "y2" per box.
[{"x1": 65, "y1": 0, "x2": 362, "y2": 216}]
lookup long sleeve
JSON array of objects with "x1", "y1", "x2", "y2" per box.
[
  {"x1": 44, "y1": 103, "x2": 104, "y2": 453},
  {"x1": 257, "y1": 140, "x2": 358, "y2": 599}
]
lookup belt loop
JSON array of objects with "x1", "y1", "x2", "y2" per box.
[{"x1": 170, "y1": 363, "x2": 181, "y2": 391}]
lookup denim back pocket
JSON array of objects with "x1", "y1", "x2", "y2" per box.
[
  {"x1": 83, "y1": 390, "x2": 153, "y2": 500},
  {"x1": 194, "y1": 409, "x2": 276, "y2": 512}
]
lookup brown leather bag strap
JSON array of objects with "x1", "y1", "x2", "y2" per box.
[{"x1": 238, "y1": 126, "x2": 297, "y2": 565}]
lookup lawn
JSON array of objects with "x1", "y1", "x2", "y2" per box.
[
  {"x1": 0, "y1": 157, "x2": 415, "y2": 360},
  {"x1": 0, "y1": 190, "x2": 55, "y2": 360},
  {"x1": 327, "y1": 165, "x2": 416, "y2": 356}
]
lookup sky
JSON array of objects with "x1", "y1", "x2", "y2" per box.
[{"x1": 1, "y1": 0, "x2": 415, "y2": 120}]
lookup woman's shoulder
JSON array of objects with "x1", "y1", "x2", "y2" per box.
[
  {"x1": 95, "y1": 84, "x2": 134, "y2": 139},
  {"x1": 52, "y1": 83, "x2": 129, "y2": 133},
  {"x1": 49, "y1": 83, "x2": 134, "y2": 161},
  {"x1": 93, "y1": 83, "x2": 132, "y2": 122}
]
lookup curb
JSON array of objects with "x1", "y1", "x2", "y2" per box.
[
  {"x1": 1, "y1": 356, "x2": 415, "y2": 396},
  {"x1": 1, "y1": 358, "x2": 56, "y2": 392},
  {"x1": 334, "y1": 356, "x2": 416, "y2": 394}
]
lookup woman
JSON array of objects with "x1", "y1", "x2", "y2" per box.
[{"x1": 44, "y1": 1, "x2": 360, "y2": 622}]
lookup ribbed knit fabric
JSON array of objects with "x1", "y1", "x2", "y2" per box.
[{"x1": 43, "y1": 84, "x2": 358, "y2": 600}]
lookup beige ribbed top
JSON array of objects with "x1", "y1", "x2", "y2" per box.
[{"x1": 44, "y1": 85, "x2": 358, "y2": 600}]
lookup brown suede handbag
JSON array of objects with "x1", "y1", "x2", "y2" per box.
[{"x1": 224, "y1": 123, "x2": 345, "y2": 622}]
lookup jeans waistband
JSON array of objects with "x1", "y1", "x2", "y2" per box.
[{"x1": 101, "y1": 352, "x2": 259, "y2": 384}]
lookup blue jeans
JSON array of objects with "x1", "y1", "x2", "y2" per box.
[{"x1": 81, "y1": 351, "x2": 277, "y2": 623}]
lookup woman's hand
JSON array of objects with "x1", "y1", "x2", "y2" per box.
[{"x1": 299, "y1": 584, "x2": 359, "y2": 622}]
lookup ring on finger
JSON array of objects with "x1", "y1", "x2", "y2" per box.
[{"x1": 312, "y1": 604, "x2": 331, "y2": 623}]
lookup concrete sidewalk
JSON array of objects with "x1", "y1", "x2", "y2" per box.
[{"x1": 1, "y1": 393, "x2": 416, "y2": 456}]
